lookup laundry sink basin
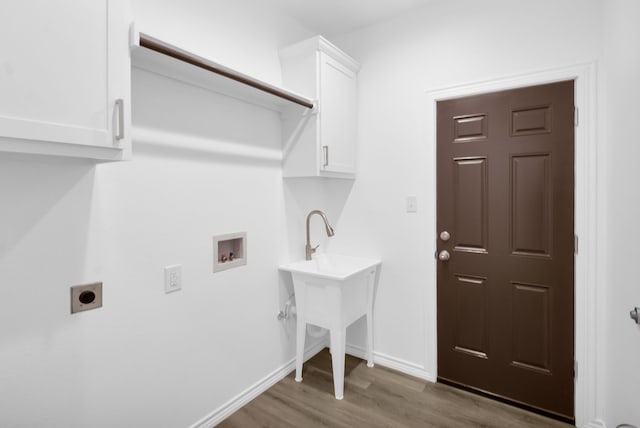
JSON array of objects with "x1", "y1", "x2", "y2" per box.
[
  {"x1": 279, "y1": 254, "x2": 381, "y2": 400},
  {"x1": 280, "y1": 254, "x2": 380, "y2": 281}
]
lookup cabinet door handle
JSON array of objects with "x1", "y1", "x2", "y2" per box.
[
  {"x1": 323, "y1": 145, "x2": 329, "y2": 167},
  {"x1": 115, "y1": 99, "x2": 125, "y2": 141}
]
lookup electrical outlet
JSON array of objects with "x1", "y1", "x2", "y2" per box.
[
  {"x1": 70, "y1": 282, "x2": 103, "y2": 314},
  {"x1": 164, "y1": 265, "x2": 182, "y2": 293},
  {"x1": 406, "y1": 195, "x2": 417, "y2": 213}
]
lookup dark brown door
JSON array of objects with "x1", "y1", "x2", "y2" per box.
[{"x1": 436, "y1": 81, "x2": 575, "y2": 421}]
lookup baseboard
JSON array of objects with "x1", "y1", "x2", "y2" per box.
[
  {"x1": 189, "y1": 339, "x2": 328, "y2": 428},
  {"x1": 345, "y1": 344, "x2": 435, "y2": 382},
  {"x1": 583, "y1": 420, "x2": 607, "y2": 428}
]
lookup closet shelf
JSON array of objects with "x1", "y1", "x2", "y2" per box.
[{"x1": 130, "y1": 29, "x2": 315, "y2": 112}]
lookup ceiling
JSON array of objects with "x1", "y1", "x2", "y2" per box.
[{"x1": 267, "y1": 0, "x2": 430, "y2": 36}]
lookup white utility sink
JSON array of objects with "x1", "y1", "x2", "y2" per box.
[{"x1": 279, "y1": 254, "x2": 381, "y2": 400}]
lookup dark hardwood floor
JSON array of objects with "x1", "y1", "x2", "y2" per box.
[{"x1": 218, "y1": 349, "x2": 574, "y2": 427}]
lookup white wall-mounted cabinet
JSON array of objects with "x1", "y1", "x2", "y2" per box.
[
  {"x1": 0, "y1": 1, "x2": 131, "y2": 161},
  {"x1": 280, "y1": 36, "x2": 360, "y2": 179}
]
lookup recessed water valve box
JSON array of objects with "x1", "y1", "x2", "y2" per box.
[
  {"x1": 70, "y1": 282, "x2": 103, "y2": 314},
  {"x1": 213, "y1": 232, "x2": 246, "y2": 273}
]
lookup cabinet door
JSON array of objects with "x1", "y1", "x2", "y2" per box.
[
  {"x1": 319, "y1": 53, "x2": 357, "y2": 176},
  {"x1": 0, "y1": 0, "x2": 130, "y2": 160}
]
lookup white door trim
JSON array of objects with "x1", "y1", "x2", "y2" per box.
[{"x1": 425, "y1": 63, "x2": 602, "y2": 428}]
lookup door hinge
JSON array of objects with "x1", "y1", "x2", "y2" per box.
[
  {"x1": 574, "y1": 107, "x2": 579, "y2": 127},
  {"x1": 574, "y1": 360, "x2": 578, "y2": 379},
  {"x1": 574, "y1": 234, "x2": 579, "y2": 255}
]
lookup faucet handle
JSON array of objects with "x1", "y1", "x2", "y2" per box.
[{"x1": 305, "y1": 244, "x2": 320, "y2": 260}]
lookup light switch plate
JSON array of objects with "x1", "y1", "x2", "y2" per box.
[
  {"x1": 164, "y1": 265, "x2": 182, "y2": 293},
  {"x1": 406, "y1": 195, "x2": 417, "y2": 213}
]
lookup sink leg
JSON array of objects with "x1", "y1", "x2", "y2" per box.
[
  {"x1": 330, "y1": 327, "x2": 346, "y2": 400},
  {"x1": 295, "y1": 319, "x2": 305, "y2": 382},
  {"x1": 366, "y1": 270, "x2": 375, "y2": 368},
  {"x1": 366, "y1": 313, "x2": 374, "y2": 368}
]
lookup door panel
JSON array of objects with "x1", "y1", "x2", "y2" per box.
[
  {"x1": 454, "y1": 274, "x2": 489, "y2": 358},
  {"x1": 511, "y1": 106, "x2": 551, "y2": 136},
  {"x1": 511, "y1": 281, "x2": 551, "y2": 373},
  {"x1": 320, "y1": 53, "x2": 357, "y2": 174},
  {"x1": 511, "y1": 154, "x2": 552, "y2": 257},
  {"x1": 454, "y1": 114, "x2": 488, "y2": 142},
  {"x1": 453, "y1": 157, "x2": 488, "y2": 253},
  {"x1": 437, "y1": 81, "x2": 574, "y2": 421}
]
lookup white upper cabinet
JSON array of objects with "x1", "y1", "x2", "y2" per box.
[
  {"x1": 280, "y1": 36, "x2": 360, "y2": 178},
  {"x1": 0, "y1": 0, "x2": 131, "y2": 161}
]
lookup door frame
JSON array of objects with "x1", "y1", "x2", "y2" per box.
[{"x1": 425, "y1": 63, "x2": 603, "y2": 428}]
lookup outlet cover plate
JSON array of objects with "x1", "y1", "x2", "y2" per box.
[
  {"x1": 164, "y1": 265, "x2": 182, "y2": 293},
  {"x1": 70, "y1": 282, "x2": 103, "y2": 314}
]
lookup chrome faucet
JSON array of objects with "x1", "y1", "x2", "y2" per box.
[{"x1": 305, "y1": 210, "x2": 335, "y2": 260}]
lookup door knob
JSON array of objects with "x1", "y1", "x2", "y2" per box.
[
  {"x1": 440, "y1": 231, "x2": 451, "y2": 242},
  {"x1": 438, "y1": 250, "x2": 451, "y2": 261},
  {"x1": 631, "y1": 307, "x2": 640, "y2": 324}
]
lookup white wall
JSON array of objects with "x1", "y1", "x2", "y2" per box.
[
  {"x1": 0, "y1": 1, "x2": 321, "y2": 427},
  {"x1": 602, "y1": 1, "x2": 640, "y2": 426},
  {"x1": 328, "y1": 0, "x2": 621, "y2": 425}
]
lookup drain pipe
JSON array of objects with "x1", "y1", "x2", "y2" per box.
[
  {"x1": 277, "y1": 295, "x2": 296, "y2": 321},
  {"x1": 277, "y1": 296, "x2": 328, "y2": 338}
]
